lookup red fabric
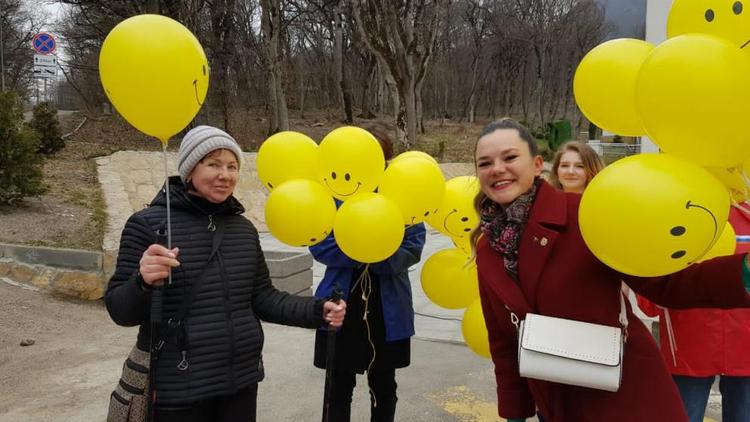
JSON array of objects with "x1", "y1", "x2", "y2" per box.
[
  {"x1": 476, "y1": 182, "x2": 750, "y2": 422},
  {"x1": 636, "y1": 204, "x2": 750, "y2": 377}
]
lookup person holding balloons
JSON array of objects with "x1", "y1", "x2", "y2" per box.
[
  {"x1": 310, "y1": 127, "x2": 426, "y2": 422},
  {"x1": 636, "y1": 204, "x2": 750, "y2": 422},
  {"x1": 106, "y1": 125, "x2": 346, "y2": 422},
  {"x1": 548, "y1": 141, "x2": 604, "y2": 194},
  {"x1": 470, "y1": 118, "x2": 750, "y2": 422}
]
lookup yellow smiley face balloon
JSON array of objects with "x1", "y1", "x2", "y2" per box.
[
  {"x1": 317, "y1": 126, "x2": 385, "y2": 201},
  {"x1": 257, "y1": 131, "x2": 318, "y2": 191},
  {"x1": 425, "y1": 176, "x2": 480, "y2": 240},
  {"x1": 668, "y1": 0, "x2": 750, "y2": 48},
  {"x1": 99, "y1": 15, "x2": 209, "y2": 143},
  {"x1": 579, "y1": 153, "x2": 730, "y2": 277}
]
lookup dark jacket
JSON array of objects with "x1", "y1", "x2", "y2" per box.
[
  {"x1": 477, "y1": 181, "x2": 750, "y2": 421},
  {"x1": 106, "y1": 176, "x2": 325, "y2": 406},
  {"x1": 310, "y1": 223, "x2": 426, "y2": 342}
]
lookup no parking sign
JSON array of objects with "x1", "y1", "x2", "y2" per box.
[{"x1": 32, "y1": 33, "x2": 56, "y2": 55}]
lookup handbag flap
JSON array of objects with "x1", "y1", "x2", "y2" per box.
[{"x1": 520, "y1": 313, "x2": 622, "y2": 366}]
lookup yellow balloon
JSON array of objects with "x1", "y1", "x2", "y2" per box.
[
  {"x1": 452, "y1": 235, "x2": 472, "y2": 255},
  {"x1": 706, "y1": 166, "x2": 750, "y2": 203},
  {"x1": 378, "y1": 157, "x2": 446, "y2": 225},
  {"x1": 391, "y1": 150, "x2": 439, "y2": 165},
  {"x1": 668, "y1": 0, "x2": 750, "y2": 48},
  {"x1": 317, "y1": 126, "x2": 385, "y2": 200},
  {"x1": 573, "y1": 38, "x2": 654, "y2": 136},
  {"x1": 462, "y1": 299, "x2": 491, "y2": 359},
  {"x1": 99, "y1": 15, "x2": 209, "y2": 143},
  {"x1": 635, "y1": 34, "x2": 750, "y2": 167},
  {"x1": 580, "y1": 153, "x2": 730, "y2": 277},
  {"x1": 264, "y1": 179, "x2": 336, "y2": 247},
  {"x1": 257, "y1": 132, "x2": 318, "y2": 191},
  {"x1": 421, "y1": 248, "x2": 478, "y2": 309},
  {"x1": 426, "y1": 176, "x2": 480, "y2": 240},
  {"x1": 699, "y1": 223, "x2": 736, "y2": 262},
  {"x1": 333, "y1": 193, "x2": 404, "y2": 263}
]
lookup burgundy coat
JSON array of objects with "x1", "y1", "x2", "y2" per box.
[{"x1": 476, "y1": 181, "x2": 750, "y2": 421}]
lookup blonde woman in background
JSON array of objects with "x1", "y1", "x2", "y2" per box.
[{"x1": 549, "y1": 141, "x2": 604, "y2": 193}]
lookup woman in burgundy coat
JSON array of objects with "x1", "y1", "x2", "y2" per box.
[{"x1": 470, "y1": 118, "x2": 750, "y2": 422}]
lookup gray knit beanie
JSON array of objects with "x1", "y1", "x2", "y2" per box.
[{"x1": 178, "y1": 125, "x2": 243, "y2": 183}]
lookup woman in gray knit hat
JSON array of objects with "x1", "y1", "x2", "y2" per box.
[{"x1": 105, "y1": 125, "x2": 346, "y2": 422}]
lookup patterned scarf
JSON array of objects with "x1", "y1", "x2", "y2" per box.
[{"x1": 479, "y1": 178, "x2": 541, "y2": 279}]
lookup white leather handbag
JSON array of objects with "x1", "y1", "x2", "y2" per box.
[{"x1": 515, "y1": 294, "x2": 627, "y2": 392}]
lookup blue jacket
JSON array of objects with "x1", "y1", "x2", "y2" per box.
[{"x1": 310, "y1": 223, "x2": 426, "y2": 342}]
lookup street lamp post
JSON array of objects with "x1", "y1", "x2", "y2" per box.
[{"x1": 0, "y1": 2, "x2": 5, "y2": 91}]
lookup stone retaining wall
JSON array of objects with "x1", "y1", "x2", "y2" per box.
[{"x1": 0, "y1": 242, "x2": 313, "y2": 300}]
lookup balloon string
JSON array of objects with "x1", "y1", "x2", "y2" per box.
[
  {"x1": 354, "y1": 265, "x2": 378, "y2": 408},
  {"x1": 163, "y1": 144, "x2": 173, "y2": 286},
  {"x1": 739, "y1": 165, "x2": 750, "y2": 206}
]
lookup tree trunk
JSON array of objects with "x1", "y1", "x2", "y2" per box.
[
  {"x1": 261, "y1": 0, "x2": 288, "y2": 134},
  {"x1": 359, "y1": 56, "x2": 377, "y2": 119}
]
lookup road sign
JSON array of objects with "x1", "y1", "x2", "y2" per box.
[
  {"x1": 32, "y1": 33, "x2": 56, "y2": 55},
  {"x1": 34, "y1": 54, "x2": 56, "y2": 67},
  {"x1": 32, "y1": 67, "x2": 56, "y2": 79},
  {"x1": 33, "y1": 53, "x2": 56, "y2": 79}
]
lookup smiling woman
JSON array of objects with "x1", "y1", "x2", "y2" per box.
[
  {"x1": 105, "y1": 125, "x2": 347, "y2": 422},
  {"x1": 468, "y1": 117, "x2": 750, "y2": 422}
]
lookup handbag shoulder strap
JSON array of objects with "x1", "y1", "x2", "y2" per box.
[
  {"x1": 618, "y1": 291, "x2": 629, "y2": 341},
  {"x1": 172, "y1": 218, "x2": 226, "y2": 323}
]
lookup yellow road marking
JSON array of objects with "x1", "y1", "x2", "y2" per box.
[{"x1": 427, "y1": 385, "x2": 505, "y2": 422}]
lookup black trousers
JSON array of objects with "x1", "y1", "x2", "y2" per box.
[
  {"x1": 326, "y1": 368, "x2": 398, "y2": 422},
  {"x1": 155, "y1": 384, "x2": 258, "y2": 422}
]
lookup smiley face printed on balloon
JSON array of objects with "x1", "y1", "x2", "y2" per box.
[
  {"x1": 579, "y1": 154, "x2": 730, "y2": 277},
  {"x1": 668, "y1": 0, "x2": 750, "y2": 48},
  {"x1": 194, "y1": 63, "x2": 209, "y2": 106},
  {"x1": 426, "y1": 176, "x2": 480, "y2": 240},
  {"x1": 316, "y1": 126, "x2": 385, "y2": 201}
]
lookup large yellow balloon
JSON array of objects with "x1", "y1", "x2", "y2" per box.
[
  {"x1": 317, "y1": 126, "x2": 385, "y2": 201},
  {"x1": 699, "y1": 223, "x2": 736, "y2": 262},
  {"x1": 391, "y1": 150, "x2": 439, "y2": 165},
  {"x1": 573, "y1": 38, "x2": 654, "y2": 136},
  {"x1": 706, "y1": 166, "x2": 749, "y2": 203},
  {"x1": 580, "y1": 153, "x2": 730, "y2": 277},
  {"x1": 635, "y1": 34, "x2": 750, "y2": 167},
  {"x1": 378, "y1": 157, "x2": 446, "y2": 225},
  {"x1": 668, "y1": 0, "x2": 750, "y2": 48},
  {"x1": 462, "y1": 299, "x2": 491, "y2": 359},
  {"x1": 421, "y1": 248, "x2": 478, "y2": 309},
  {"x1": 426, "y1": 176, "x2": 480, "y2": 240},
  {"x1": 99, "y1": 15, "x2": 209, "y2": 143},
  {"x1": 333, "y1": 193, "x2": 404, "y2": 263},
  {"x1": 257, "y1": 132, "x2": 318, "y2": 191},
  {"x1": 264, "y1": 179, "x2": 336, "y2": 247}
]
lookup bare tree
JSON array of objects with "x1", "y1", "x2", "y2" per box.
[
  {"x1": 351, "y1": 0, "x2": 448, "y2": 148},
  {"x1": 260, "y1": 0, "x2": 289, "y2": 133}
]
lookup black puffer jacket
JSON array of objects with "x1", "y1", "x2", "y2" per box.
[{"x1": 106, "y1": 177, "x2": 324, "y2": 405}]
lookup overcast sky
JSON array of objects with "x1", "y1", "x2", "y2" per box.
[{"x1": 598, "y1": 0, "x2": 648, "y2": 39}]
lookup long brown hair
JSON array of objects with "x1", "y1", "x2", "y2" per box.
[
  {"x1": 469, "y1": 118, "x2": 539, "y2": 254},
  {"x1": 549, "y1": 141, "x2": 604, "y2": 190}
]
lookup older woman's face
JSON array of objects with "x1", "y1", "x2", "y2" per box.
[
  {"x1": 475, "y1": 129, "x2": 543, "y2": 205},
  {"x1": 187, "y1": 149, "x2": 239, "y2": 203}
]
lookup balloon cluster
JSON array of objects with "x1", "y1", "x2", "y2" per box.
[
  {"x1": 259, "y1": 127, "x2": 446, "y2": 263},
  {"x1": 420, "y1": 176, "x2": 490, "y2": 358},
  {"x1": 573, "y1": 0, "x2": 743, "y2": 276}
]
